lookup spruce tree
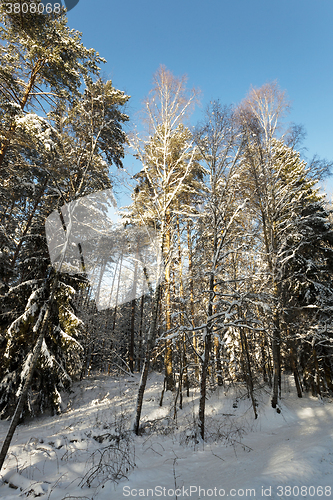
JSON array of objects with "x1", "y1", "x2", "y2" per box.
[{"x1": 273, "y1": 140, "x2": 333, "y2": 396}]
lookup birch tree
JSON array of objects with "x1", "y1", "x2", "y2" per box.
[
  {"x1": 193, "y1": 101, "x2": 248, "y2": 439},
  {"x1": 130, "y1": 65, "x2": 201, "y2": 432},
  {"x1": 238, "y1": 82, "x2": 333, "y2": 405},
  {"x1": 237, "y1": 82, "x2": 290, "y2": 408}
]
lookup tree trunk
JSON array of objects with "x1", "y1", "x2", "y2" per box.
[
  {"x1": 129, "y1": 298, "x2": 136, "y2": 373},
  {"x1": 10, "y1": 178, "x2": 48, "y2": 269},
  {"x1": 214, "y1": 335, "x2": 223, "y2": 386},
  {"x1": 187, "y1": 219, "x2": 199, "y2": 380},
  {"x1": 265, "y1": 333, "x2": 273, "y2": 388},
  {"x1": 129, "y1": 248, "x2": 139, "y2": 373},
  {"x1": 176, "y1": 213, "x2": 189, "y2": 396},
  {"x1": 289, "y1": 342, "x2": 302, "y2": 398},
  {"x1": 313, "y1": 347, "x2": 321, "y2": 396},
  {"x1": 132, "y1": 282, "x2": 162, "y2": 435},
  {"x1": 198, "y1": 330, "x2": 211, "y2": 441},
  {"x1": 137, "y1": 287, "x2": 145, "y2": 372},
  {"x1": 198, "y1": 264, "x2": 215, "y2": 441},
  {"x1": 164, "y1": 215, "x2": 174, "y2": 391},
  {"x1": 271, "y1": 317, "x2": 281, "y2": 408},
  {"x1": 108, "y1": 252, "x2": 123, "y2": 367},
  {"x1": 239, "y1": 323, "x2": 258, "y2": 419},
  {"x1": 261, "y1": 339, "x2": 268, "y2": 384}
]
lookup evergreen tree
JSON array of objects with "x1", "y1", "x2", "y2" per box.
[
  {"x1": 273, "y1": 140, "x2": 333, "y2": 396},
  {"x1": 0, "y1": 3, "x2": 129, "y2": 425},
  {"x1": 240, "y1": 99, "x2": 333, "y2": 405},
  {"x1": 0, "y1": 0, "x2": 104, "y2": 168}
]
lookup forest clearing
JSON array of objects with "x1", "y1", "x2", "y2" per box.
[{"x1": 1, "y1": 372, "x2": 333, "y2": 499}]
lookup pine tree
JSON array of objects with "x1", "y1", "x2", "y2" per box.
[
  {"x1": 0, "y1": 0, "x2": 104, "y2": 169},
  {"x1": 0, "y1": 6, "x2": 130, "y2": 473}
]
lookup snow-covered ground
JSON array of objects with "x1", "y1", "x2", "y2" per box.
[{"x1": 0, "y1": 373, "x2": 333, "y2": 500}]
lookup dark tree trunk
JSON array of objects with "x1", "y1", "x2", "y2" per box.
[
  {"x1": 199, "y1": 330, "x2": 211, "y2": 441},
  {"x1": 239, "y1": 323, "x2": 258, "y2": 419},
  {"x1": 137, "y1": 292, "x2": 145, "y2": 372},
  {"x1": 271, "y1": 318, "x2": 281, "y2": 408},
  {"x1": 132, "y1": 282, "x2": 162, "y2": 435},
  {"x1": 129, "y1": 298, "x2": 136, "y2": 373},
  {"x1": 290, "y1": 342, "x2": 302, "y2": 398}
]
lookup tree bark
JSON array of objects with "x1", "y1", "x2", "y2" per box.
[
  {"x1": 198, "y1": 330, "x2": 211, "y2": 441},
  {"x1": 313, "y1": 347, "x2": 321, "y2": 397},
  {"x1": 239, "y1": 323, "x2": 258, "y2": 419},
  {"x1": 164, "y1": 214, "x2": 174, "y2": 391},
  {"x1": 137, "y1": 286, "x2": 145, "y2": 372},
  {"x1": 198, "y1": 266, "x2": 215, "y2": 441},
  {"x1": 132, "y1": 282, "x2": 162, "y2": 435},
  {"x1": 129, "y1": 247, "x2": 139, "y2": 373},
  {"x1": 187, "y1": 219, "x2": 199, "y2": 380},
  {"x1": 290, "y1": 342, "x2": 302, "y2": 398},
  {"x1": 271, "y1": 316, "x2": 281, "y2": 408}
]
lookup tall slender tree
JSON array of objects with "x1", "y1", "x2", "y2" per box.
[
  {"x1": 130, "y1": 66, "x2": 201, "y2": 432},
  {"x1": 193, "y1": 101, "x2": 248, "y2": 439}
]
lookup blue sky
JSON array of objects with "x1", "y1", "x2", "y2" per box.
[{"x1": 67, "y1": 0, "x2": 333, "y2": 199}]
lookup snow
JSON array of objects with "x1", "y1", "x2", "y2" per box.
[
  {"x1": 15, "y1": 114, "x2": 56, "y2": 152},
  {"x1": 0, "y1": 373, "x2": 333, "y2": 500},
  {"x1": 16, "y1": 353, "x2": 33, "y2": 397}
]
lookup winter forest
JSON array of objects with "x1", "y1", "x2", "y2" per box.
[{"x1": 1, "y1": 3, "x2": 333, "y2": 498}]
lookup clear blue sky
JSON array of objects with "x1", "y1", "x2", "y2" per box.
[{"x1": 67, "y1": 0, "x2": 333, "y2": 199}]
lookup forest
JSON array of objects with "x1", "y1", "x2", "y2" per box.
[{"x1": 1, "y1": 1, "x2": 333, "y2": 483}]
